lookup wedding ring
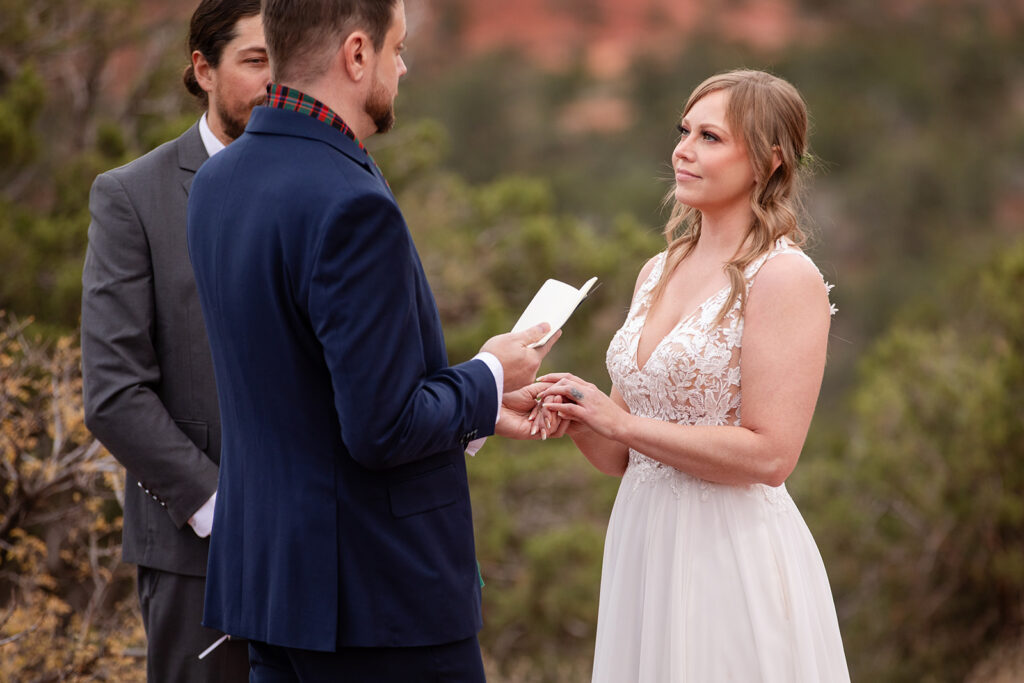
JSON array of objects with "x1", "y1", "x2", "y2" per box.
[{"x1": 570, "y1": 387, "x2": 584, "y2": 401}]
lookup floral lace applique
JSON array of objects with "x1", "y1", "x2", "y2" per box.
[{"x1": 607, "y1": 238, "x2": 834, "y2": 504}]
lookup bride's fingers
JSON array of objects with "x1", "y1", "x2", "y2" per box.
[
  {"x1": 536, "y1": 372, "x2": 587, "y2": 386},
  {"x1": 550, "y1": 418, "x2": 571, "y2": 439},
  {"x1": 543, "y1": 401, "x2": 584, "y2": 419},
  {"x1": 545, "y1": 409, "x2": 570, "y2": 438},
  {"x1": 539, "y1": 380, "x2": 593, "y2": 403}
]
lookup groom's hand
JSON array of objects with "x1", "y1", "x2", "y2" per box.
[
  {"x1": 480, "y1": 323, "x2": 561, "y2": 392},
  {"x1": 497, "y1": 381, "x2": 562, "y2": 440}
]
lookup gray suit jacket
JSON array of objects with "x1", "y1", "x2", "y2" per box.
[{"x1": 82, "y1": 122, "x2": 219, "y2": 576}]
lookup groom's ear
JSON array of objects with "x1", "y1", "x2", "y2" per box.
[{"x1": 342, "y1": 31, "x2": 372, "y2": 82}]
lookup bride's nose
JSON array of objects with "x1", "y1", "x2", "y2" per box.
[{"x1": 673, "y1": 137, "x2": 693, "y2": 162}]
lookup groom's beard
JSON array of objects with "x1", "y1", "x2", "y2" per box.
[
  {"x1": 365, "y1": 80, "x2": 395, "y2": 135},
  {"x1": 219, "y1": 94, "x2": 267, "y2": 142}
]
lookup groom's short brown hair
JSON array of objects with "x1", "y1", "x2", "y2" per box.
[{"x1": 262, "y1": 0, "x2": 398, "y2": 86}]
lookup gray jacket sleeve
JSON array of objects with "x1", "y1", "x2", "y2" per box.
[{"x1": 81, "y1": 171, "x2": 218, "y2": 528}]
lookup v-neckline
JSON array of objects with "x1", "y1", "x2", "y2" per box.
[
  {"x1": 631, "y1": 239, "x2": 791, "y2": 372},
  {"x1": 633, "y1": 278, "x2": 730, "y2": 373}
]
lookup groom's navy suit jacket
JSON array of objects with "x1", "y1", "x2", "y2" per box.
[{"x1": 187, "y1": 105, "x2": 497, "y2": 652}]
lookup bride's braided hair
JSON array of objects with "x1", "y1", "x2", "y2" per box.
[{"x1": 651, "y1": 70, "x2": 812, "y2": 325}]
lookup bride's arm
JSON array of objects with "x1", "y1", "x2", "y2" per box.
[
  {"x1": 541, "y1": 254, "x2": 831, "y2": 487},
  {"x1": 563, "y1": 386, "x2": 630, "y2": 477},
  {"x1": 539, "y1": 254, "x2": 660, "y2": 477}
]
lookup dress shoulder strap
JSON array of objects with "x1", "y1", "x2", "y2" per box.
[
  {"x1": 744, "y1": 237, "x2": 815, "y2": 279},
  {"x1": 625, "y1": 251, "x2": 667, "y2": 319},
  {"x1": 639, "y1": 251, "x2": 667, "y2": 297}
]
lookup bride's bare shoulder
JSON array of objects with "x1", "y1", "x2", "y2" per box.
[{"x1": 747, "y1": 251, "x2": 831, "y2": 322}]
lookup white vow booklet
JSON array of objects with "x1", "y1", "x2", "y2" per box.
[{"x1": 512, "y1": 276, "x2": 598, "y2": 348}]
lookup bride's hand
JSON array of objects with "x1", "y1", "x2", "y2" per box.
[
  {"x1": 526, "y1": 393, "x2": 572, "y2": 440},
  {"x1": 537, "y1": 373, "x2": 626, "y2": 441},
  {"x1": 498, "y1": 381, "x2": 566, "y2": 440}
]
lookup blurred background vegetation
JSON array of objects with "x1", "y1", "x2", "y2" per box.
[{"x1": 1, "y1": 0, "x2": 1023, "y2": 680}]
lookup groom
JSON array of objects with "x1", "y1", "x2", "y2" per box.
[{"x1": 186, "y1": 0, "x2": 555, "y2": 680}]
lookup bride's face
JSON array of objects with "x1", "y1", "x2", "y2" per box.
[{"x1": 672, "y1": 90, "x2": 756, "y2": 214}]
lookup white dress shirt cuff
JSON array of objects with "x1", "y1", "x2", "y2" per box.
[
  {"x1": 466, "y1": 352, "x2": 504, "y2": 455},
  {"x1": 187, "y1": 491, "x2": 217, "y2": 538}
]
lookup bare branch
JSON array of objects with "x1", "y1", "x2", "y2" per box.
[{"x1": 0, "y1": 626, "x2": 37, "y2": 647}]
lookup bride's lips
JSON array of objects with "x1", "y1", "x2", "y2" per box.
[{"x1": 675, "y1": 168, "x2": 700, "y2": 181}]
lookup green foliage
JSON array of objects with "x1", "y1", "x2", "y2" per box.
[
  {"x1": 796, "y1": 240, "x2": 1024, "y2": 681},
  {"x1": 371, "y1": 123, "x2": 661, "y2": 678},
  {"x1": 0, "y1": 202, "x2": 90, "y2": 332},
  {"x1": 373, "y1": 133, "x2": 663, "y2": 386},
  {"x1": 469, "y1": 439, "x2": 613, "y2": 680},
  {"x1": 0, "y1": 0, "x2": 193, "y2": 330},
  {"x1": 0, "y1": 65, "x2": 45, "y2": 171},
  {"x1": 1, "y1": 0, "x2": 1022, "y2": 678}
]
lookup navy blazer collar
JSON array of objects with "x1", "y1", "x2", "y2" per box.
[{"x1": 244, "y1": 106, "x2": 374, "y2": 175}]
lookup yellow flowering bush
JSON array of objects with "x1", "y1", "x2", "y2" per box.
[{"x1": 0, "y1": 312, "x2": 143, "y2": 682}]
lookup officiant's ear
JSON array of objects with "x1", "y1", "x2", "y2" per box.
[
  {"x1": 192, "y1": 50, "x2": 215, "y2": 94},
  {"x1": 342, "y1": 30, "x2": 372, "y2": 82}
]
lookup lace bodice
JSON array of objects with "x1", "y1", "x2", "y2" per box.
[{"x1": 606, "y1": 238, "x2": 834, "y2": 497}]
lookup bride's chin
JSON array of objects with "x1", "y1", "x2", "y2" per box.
[{"x1": 674, "y1": 189, "x2": 699, "y2": 210}]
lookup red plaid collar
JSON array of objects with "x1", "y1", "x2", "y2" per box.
[{"x1": 266, "y1": 83, "x2": 366, "y2": 153}]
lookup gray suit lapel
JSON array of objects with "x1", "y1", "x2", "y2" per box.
[{"x1": 177, "y1": 121, "x2": 209, "y2": 195}]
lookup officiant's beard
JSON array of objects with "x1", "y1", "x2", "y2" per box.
[
  {"x1": 365, "y1": 81, "x2": 395, "y2": 135},
  {"x1": 219, "y1": 93, "x2": 267, "y2": 141}
]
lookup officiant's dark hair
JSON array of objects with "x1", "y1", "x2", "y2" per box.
[
  {"x1": 262, "y1": 0, "x2": 398, "y2": 86},
  {"x1": 183, "y1": 0, "x2": 263, "y2": 107}
]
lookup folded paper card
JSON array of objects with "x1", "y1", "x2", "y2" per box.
[{"x1": 512, "y1": 276, "x2": 598, "y2": 348}]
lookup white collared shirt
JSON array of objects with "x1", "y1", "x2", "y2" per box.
[{"x1": 198, "y1": 112, "x2": 226, "y2": 158}]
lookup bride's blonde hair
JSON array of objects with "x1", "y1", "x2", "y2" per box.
[{"x1": 651, "y1": 69, "x2": 811, "y2": 323}]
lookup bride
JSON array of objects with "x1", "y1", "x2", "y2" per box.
[{"x1": 538, "y1": 70, "x2": 850, "y2": 682}]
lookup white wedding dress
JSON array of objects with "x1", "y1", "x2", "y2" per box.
[{"x1": 592, "y1": 239, "x2": 850, "y2": 682}]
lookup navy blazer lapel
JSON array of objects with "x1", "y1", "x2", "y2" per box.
[{"x1": 177, "y1": 121, "x2": 208, "y2": 196}]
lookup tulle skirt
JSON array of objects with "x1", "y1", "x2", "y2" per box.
[{"x1": 591, "y1": 453, "x2": 850, "y2": 682}]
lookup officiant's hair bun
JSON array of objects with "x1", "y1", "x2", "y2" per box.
[{"x1": 183, "y1": 0, "x2": 263, "y2": 107}]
